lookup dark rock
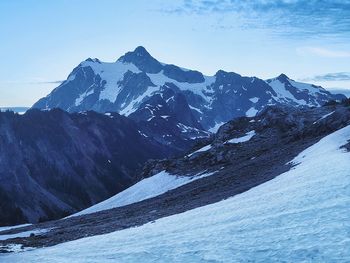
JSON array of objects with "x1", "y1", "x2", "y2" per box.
[{"x1": 0, "y1": 109, "x2": 174, "y2": 225}]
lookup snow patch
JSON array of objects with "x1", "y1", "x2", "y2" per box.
[
  {"x1": 119, "y1": 85, "x2": 159, "y2": 116},
  {"x1": 313, "y1": 111, "x2": 335, "y2": 124},
  {"x1": 147, "y1": 71, "x2": 215, "y2": 103},
  {"x1": 249, "y1": 97, "x2": 259, "y2": 103},
  {"x1": 187, "y1": 144, "x2": 212, "y2": 157},
  {"x1": 246, "y1": 107, "x2": 258, "y2": 117},
  {"x1": 189, "y1": 105, "x2": 203, "y2": 114},
  {"x1": 208, "y1": 121, "x2": 224, "y2": 133},
  {"x1": 226, "y1": 130, "x2": 256, "y2": 144}
]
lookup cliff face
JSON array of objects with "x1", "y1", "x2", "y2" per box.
[{"x1": 0, "y1": 109, "x2": 172, "y2": 225}]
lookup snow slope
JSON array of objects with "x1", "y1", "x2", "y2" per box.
[
  {"x1": 267, "y1": 77, "x2": 307, "y2": 105},
  {"x1": 3, "y1": 125, "x2": 350, "y2": 262},
  {"x1": 77, "y1": 60, "x2": 141, "y2": 104},
  {"x1": 71, "y1": 171, "x2": 216, "y2": 217}
]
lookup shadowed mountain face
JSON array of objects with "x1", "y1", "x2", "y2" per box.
[
  {"x1": 32, "y1": 46, "x2": 346, "y2": 131},
  {"x1": 0, "y1": 109, "x2": 176, "y2": 226}
]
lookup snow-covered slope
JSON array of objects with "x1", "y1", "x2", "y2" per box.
[
  {"x1": 33, "y1": 46, "x2": 345, "y2": 130},
  {"x1": 3, "y1": 124, "x2": 350, "y2": 262},
  {"x1": 71, "y1": 170, "x2": 216, "y2": 217}
]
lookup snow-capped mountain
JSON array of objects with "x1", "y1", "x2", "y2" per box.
[{"x1": 32, "y1": 46, "x2": 345, "y2": 131}]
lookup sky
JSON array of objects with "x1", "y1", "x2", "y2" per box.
[{"x1": 0, "y1": 0, "x2": 349, "y2": 107}]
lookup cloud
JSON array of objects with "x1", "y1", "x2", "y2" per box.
[
  {"x1": 165, "y1": 0, "x2": 350, "y2": 37},
  {"x1": 301, "y1": 72, "x2": 350, "y2": 82},
  {"x1": 296, "y1": 47, "x2": 350, "y2": 58},
  {"x1": 1, "y1": 80, "x2": 64, "y2": 85},
  {"x1": 327, "y1": 88, "x2": 350, "y2": 97},
  {"x1": 35, "y1": 80, "x2": 64, "y2": 84}
]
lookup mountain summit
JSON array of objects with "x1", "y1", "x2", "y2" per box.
[
  {"x1": 118, "y1": 46, "x2": 163, "y2": 73},
  {"x1": 33, "y1": 47, "x2": 345, "y2": 131}
]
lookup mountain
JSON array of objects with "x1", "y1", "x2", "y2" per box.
[
  {"x1": 128, "y1": 88, "x2": 210, "y2": 151},
  {"x1": 1, "y1": 102, "x2": 349, "y2": 255},
  {"x1": 32, "y1": 46, "x2": 346, "y2": 131},
  {"x1": 2, "y1": 119, "x2": 349, "y2": 261},
  {"x1": 0, "y1": 109, "x2": 175, "y2": 226}
]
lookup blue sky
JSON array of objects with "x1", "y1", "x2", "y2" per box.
[{"x1": 1, "y1": 0, "x2": 349, "y2": 106}]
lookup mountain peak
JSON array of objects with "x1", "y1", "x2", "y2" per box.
[
  {"x1": 215, "y1": 70, "x2": 242, "y2": 79},
  {"x1": 277, "y1": 73, "x2": 290, "y2": 82},
  {"x1": 118, "y1": 46, "x2": 162, "y2": 73},
  {"x1": 84, "y1": 58, "x2": 101, "y2": 63},
  {"x1": 133, "y1": 46, "x2": 150, "y2": 56}
]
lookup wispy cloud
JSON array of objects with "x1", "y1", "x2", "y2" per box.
[
  {"x1": 1, "y1": 80, "x2": 64, "y2": 85},
  {"x1": 164, "y1": 0, "x2": 350, "y2": 38},
  {"x1": 35, "y1": 80, "x2": 64, "y2": 84},
  {"x1": 296, "y1": 47, "x2": 350, "y2": 58},
  {"x1": 327, "y1": 88, "x2": 350, "y2": 97},
  {"x1": 301, "y1": 72, "x2": 350, "y2": 82}
]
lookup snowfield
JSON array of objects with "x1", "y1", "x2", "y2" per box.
[
  {"x1": 2, "y1": 125, "x2": 350, "y2": 262},
  {"x1": 71, "y1": 171, "x2": 216, "y2": 217}
]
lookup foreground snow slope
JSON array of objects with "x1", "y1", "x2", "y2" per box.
[
  {"x1": 71, "y1": 171, "x2": 215, "y2": 217},
  {"x1": 3, "y1": 125, "x2": 350, "y2": 262}
]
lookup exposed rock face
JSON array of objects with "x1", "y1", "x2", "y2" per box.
[
  {"x1": 143, "y1": 104, "x2": 350, "y2": 177},
  {"x1": 128, "y1": 86, "x2": 210, "y2": 152},
  {"x1": 0, "y1": 109, "x2": 174, "y2": 225}
]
